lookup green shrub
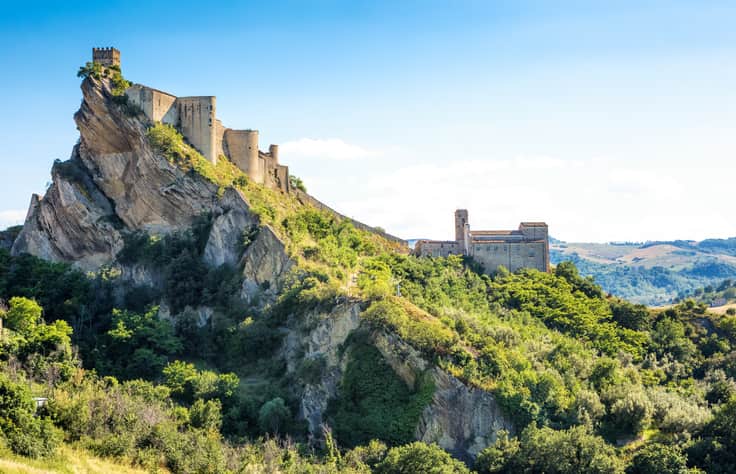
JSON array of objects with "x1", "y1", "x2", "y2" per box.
[
  {"x1": 0, "y1": 374, "x2": 61, "y2": 458},
  {"x1": 328, "y1": 343, "x2": 435, "y2": 447},
  {"x1": 375, "y1": 442, "x2": 471, "y2": 474},
  {"x1": 627, "y1": 443, "x2": 688, "y2": 474}
]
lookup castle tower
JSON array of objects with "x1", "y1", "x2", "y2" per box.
[
  {"x1": 455, "y1": 209, "x2": 469, "y2": 255},
  {"x1": 177, "y1": 96, "x2": 217, "y2": 164},
  {"x1": 269, "y1": 144, "x2": 279, "y2": 164},
  {"x1": 224, "y1": 130, "x2": 261, "y2": 183},
  {"x1": 92, "y1": 47, "x2": 121, "y2": 67}
]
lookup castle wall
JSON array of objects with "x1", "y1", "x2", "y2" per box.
[
  {"x1": 469, "y1": 241, "x2": 547, "y2": 273},
  {"x1": 224, "y1": 130, "x2": 260, "y2": 182},
  {"x1": 214, "y1": 119, "x2": 225, "y2": 159},
  {"x1": 178, "y1": 96, "x2": 217, "y2": 164},
  {"x1": 126, "y1": 85, "x2": 179, "y2": 125}
]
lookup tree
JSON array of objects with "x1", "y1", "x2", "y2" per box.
[
  {"x1": 481, "y1": 425, "x2": 624, "y2": 474},
  {"x1": 627, "y1": 443, "x2": 688, "y2": 474},
  {"x1": 5, "y1": 296, "x2": 42, "y2": 335},
  {"x1": 0, "y1": 373, "x2": 61, "y2": 458},
  {"x1": 375, "y1": 442, "x2": 471, "y2": 474},
  {"x1": 258, "y1": 397, "x2": 290, "y2": 435}
]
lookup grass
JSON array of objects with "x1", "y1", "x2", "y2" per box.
[{"x1": 0, "y1": 445, "x2": 152, "y2": 474}]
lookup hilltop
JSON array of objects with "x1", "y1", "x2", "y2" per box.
[{"x1": 1, "y1": 53, "x2": 736, "y2": 474}]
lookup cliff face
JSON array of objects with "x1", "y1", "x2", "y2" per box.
[{"x1": 13, "y1": 77, "x2": 219, "y2": 269}]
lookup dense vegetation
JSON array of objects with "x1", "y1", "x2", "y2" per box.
[{"x1": 675, "y1": 278, "x2": 736, "y2": 309}]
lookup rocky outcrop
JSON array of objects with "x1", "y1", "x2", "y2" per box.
[
  {"x1": 240, "y1": 225, "x2": 294, "y2": 303},
  {"x1": 12, "y1": 155, "x2": 124, "y2": 270},
  {"x1": 372, "y1": 330, "x2": 513, "y2": 461},
  {"x1": 416, "y1": 369, "x2": 514, "y2": 461},
  {"x1": 11, "y1": 76, "x2": 292, "y2": 287},
  {"x1": 203, "y1": 188, "x2": 259, "y2": 267},
  {"x1": 284, "y1": 303, "x2": 362, "y2": 435}
]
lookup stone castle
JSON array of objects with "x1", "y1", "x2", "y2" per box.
[
  {"x1": 92, "y1": 48, "x2": 290, "y2": 192},
  {"x1": 414, "y1": 210, "x2": 549, "y2": 274}
]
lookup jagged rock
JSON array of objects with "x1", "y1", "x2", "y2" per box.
[
  {"x1": 240, "y1": 225, "x2": 293, "y2": 302},
  {"x1": 373, "y1": 330, "x2": 513, "y2": 461},
  {"x1": 284, "y1": 303, "x2": 362, "y2": 436},
  {"x1": 0, "y1": 226, "x2": 21, "y2": 251},
  {"x1": 73, "y1": 76, "x2": 218, "y2": 232},
  {"x1": 203, "y1": 188, "x2": 258, "y2": 267},
  {"x1": 12, "y1": 155, "x2": 124, "y2": 270},
  {"x1": 416, "y1": 369, "x2": 514, "y2": 461}
]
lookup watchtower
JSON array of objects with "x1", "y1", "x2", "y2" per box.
[{"x1": 92, "y1": 47, "x2": 121, "y2": 67}]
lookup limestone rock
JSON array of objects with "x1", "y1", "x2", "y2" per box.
[
  {"x1": 284, "y1": 303, "x2": 362, "y2": 436},
  {"x1": 240, "y1": 225, "x2": 294, "y2": 302},
  {"x1": 373, "y1": 330, "x2": 513, "y2": 461},
  {"x1": 416, "y1": 369, "x2": 514, "y2": 462},
  {"x1": 12, "y1": 155, "x2": 124, "y2": 271},
  {"x1": 203, "y1": 188, "x2": 258, "y2": 267}
]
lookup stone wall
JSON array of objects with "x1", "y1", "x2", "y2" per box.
[
  {"x1": 126, "y1": 85, "x2": 178, "y2": 124},
  {"x1": 224, "y1": 129, "x2": 260, "y2": 182},
  {"x1": 469, "y1": 240, "x2": 547, "y2": 273},
  {"x1": 414, "y1": 240, "x2": 460, "y2": 257},
  {"x1": 178, "y1": 96, "x2": 217, "y2": 164}
]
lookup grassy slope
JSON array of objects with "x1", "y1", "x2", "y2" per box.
[{"x1": 0, "y1": 445, "x2": 151, "y2": 474}]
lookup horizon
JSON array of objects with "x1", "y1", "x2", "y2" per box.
[{"x1": 1, "y1": 1, "x2": 735, "y2": 243}]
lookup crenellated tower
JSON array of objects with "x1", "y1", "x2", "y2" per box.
[{"x1": 92, "y1": 47, "x2": 120, "y2": 67}]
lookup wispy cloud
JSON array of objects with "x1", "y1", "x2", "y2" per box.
[
  {"x1": 0, "y1": 209, "x2": 25, "y2": 229},
  {"x1": 280, "y1": 138, "x2": 376, "y2": 161}
]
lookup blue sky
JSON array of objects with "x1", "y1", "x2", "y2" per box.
[{"x1": 1, "y1": 1, "x2": 734, "y2": 241}]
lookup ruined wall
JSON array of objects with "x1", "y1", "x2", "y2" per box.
[
  {"x1": 469, "y1": 241, "x2": 547, "y2": 273},
  {"x1": 178, "y1": 96, "x2": 217, "y2": 164},
  {"x1": 224, "y1": 129, "x2": 260, "y2": 182}
]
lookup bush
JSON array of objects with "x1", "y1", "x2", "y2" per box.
[
  {"x1": 483, "y1": 425, "x2": 624, "y2": 474},
  {"x1": 0, "y1": 374, "x2": 61, "y2": 458},
  {"x1": 257, "y1": 397, "x2": 290, "y2": 435},
  {"x1": 375, "y1": 442, "x2": 471, "y2": 474},
  {"x1": 627, "y1": 443, "x2": 688, "y2": 474}
]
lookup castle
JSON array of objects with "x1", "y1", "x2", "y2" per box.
[
  {"x1": 92, "y1": 48, "x2": 290, "y2": 192},
  {"x1": 414, "y1": 210, "x2": 549, "y2": 274}
]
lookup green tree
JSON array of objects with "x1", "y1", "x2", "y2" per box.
[
  {"x1": 375, "y1": 442, "x2": 471, "y2": 474},
  {"x1": 258, "y1": 397, "x2": 290, "y2": 435},
  {"x1": 5, "y1": 296, "x2": 42, "y2": 335},
  {"x1": 627, "y1": 443, "x2": 688, "y2": 474}
]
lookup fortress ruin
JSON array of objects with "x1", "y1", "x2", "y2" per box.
[
  {"x1": 414, "y1": 210, "x2": 549, "y2": 274},
  {"x1": 92, "y1": 48, "x2": 289, "y2": 192}
]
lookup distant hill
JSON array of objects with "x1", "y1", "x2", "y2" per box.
[{"x1": 552, "y1": 239, "x2": 736, "y2": 305}]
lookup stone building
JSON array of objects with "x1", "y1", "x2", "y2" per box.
[
  {"x1": 414, "y1": 210, "x2": 549, "y2": 274},
  {"x1": 92, "y1": 48, "x2": 289, "y2": 192}
]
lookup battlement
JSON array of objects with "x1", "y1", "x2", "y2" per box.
[{"x1": 92, "y1": 47, "x2": 120, "y2": 67}]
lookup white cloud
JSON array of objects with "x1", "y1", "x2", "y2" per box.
[
  {"x1": 280, "y1": 138, "x2": 376, "y2": 161},
  {"x1": 0, "y1": 209, "x2": 25, "y2": 229},
  {"x1": 311, "y1": 154, "x2": 736, "y2": 243}
]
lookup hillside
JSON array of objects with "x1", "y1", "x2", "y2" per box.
[
  {"x1": 2, "y1": 57, "x2": 736, "y2": 474},
  {"x1": 551, "y1": 239, "x2": 736, "y2": 305}
]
